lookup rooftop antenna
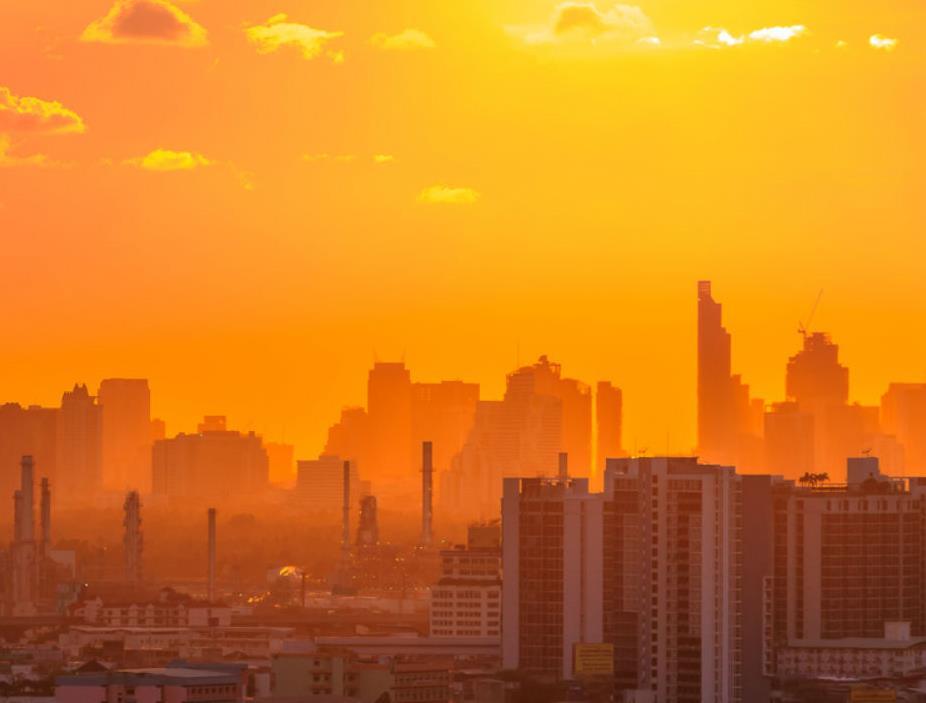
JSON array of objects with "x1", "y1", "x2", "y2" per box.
[{"x1": 798, "y1": 289, "x2": 824, "y2": 339}]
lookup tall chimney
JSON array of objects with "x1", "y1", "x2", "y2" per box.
[
  {"x1": 421, "y1": 441, "x2": 433, "y2": 547},
  {"x1": 20, "y1": 456, "x2": 35, "y2": 541},
  {"x1": 558, "y1": 452, "x2": 568, "y2": 481},
  {"x1": 123, "y1": 491, "x2": 143, "y2": 587},
  {"x1": 342, "y1": 460, "x2": 351, "y2": 553},
  {"x1": 207, "y1": 508, "x2": 217, "y2": 602},
  {"x1": 11, "y1": 456, "x2": 37, "y2": 615},
  {"x1": 40, "y1": 478, "x2": 51, "y2": 558}
]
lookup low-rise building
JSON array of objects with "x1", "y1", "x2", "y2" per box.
[
  {"x1": 72, "y1": 590, "x2": 232, "y2": 628},
  {"x1": 271, "y1": 648, "x2": 391, "y2": 702},
  {"x1": 429, "y1": 523, "x2": 501, "y2": 640},
  {"x1": 776, "y1": 621, "x2": 926, "y2": 679},
  {"x1": 55, "y1": 664, "x2": 247, "y2": 703}
]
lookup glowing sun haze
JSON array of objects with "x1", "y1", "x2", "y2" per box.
[{"x1": 0, "y1": 0, "x2": 923, "y2": 458}]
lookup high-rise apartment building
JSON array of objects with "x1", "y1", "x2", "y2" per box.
[
  {"x1": 603, "y1": 457, "x2": 743, "y2": 703},
  {"x1": 770, "y1": 457, "x2": 926, "y2": 646},
  {"x1": 56, "y1": 384, "x2": 103, "y2": 499},
  {"x1": 502, "y1": 457, "x2": 747, "y2": 702},
  {"x1": 98, "y1": 378, "x2": 152, "y2": 493},
  {"x1": 501, "y1": 475, "x2": 603, "y2": 680}
]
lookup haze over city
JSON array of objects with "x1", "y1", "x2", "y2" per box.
[
  {"x1": 2, "y1": 0, "x2": 924, "y2": 460},
  {"x1": 1, "y1": 1, "x2": 925, "y2": 702}
]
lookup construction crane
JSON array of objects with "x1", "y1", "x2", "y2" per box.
[{"x1": 798, "y1": 289, "x2": 824, "y2": 339}]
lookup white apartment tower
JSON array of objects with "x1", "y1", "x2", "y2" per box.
[{"x1": 502, "y1": 458, "x2": 744, "y2": 703}]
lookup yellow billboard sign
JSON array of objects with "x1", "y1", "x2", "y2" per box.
[
  {"x1": 850, "y1": 685, "x2": 896, "y2": 702},
  {"x1": 574, "y1": 643, "x2": 614, "y2": 676}
]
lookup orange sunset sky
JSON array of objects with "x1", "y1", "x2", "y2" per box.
[{"x1": 0, "y1": 0, "x2": 924, "y2": 459}]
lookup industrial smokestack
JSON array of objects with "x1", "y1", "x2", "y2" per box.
[
  {"x1": 11, "y1": 456, "x2": 37, "y2": 616},
  {"x1": 342, "y1": 460, "x2": 351, "y2": 553},
  {"x1": 123, "y1": 491, "x2": 143, "y2": 587},
  {"x1": 40, "y1": 478, "x2": 51, "y2": 558},
  {"x1": 19, "y1": 456, "x2": 34, "y2": 542},
  {"x1": 558, "y1": 452, "x2": 568, "y2": 481},
  {"x1": 421, "y1": 441, "x2": 433, "y2": 547},
  {"x1": 207, "y1": 508, "x2": 216, "y2": 602}
]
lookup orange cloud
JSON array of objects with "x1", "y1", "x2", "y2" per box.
[
  {"x1": 81, "y1": 0, "x2": 208, "y2": 47},
  {"x1": 0, "y1": 135, "x2": 49, "y2": 168},
  {"x1": 245, "y1": 14, "x2": 344, "y2": 61},
  {"x1": 0, "y1": 86, "x2": 85, "y2": 135},
  {"x1": 125, "y1": 148, "x2": 211, "y2": 171},
  {"x1": 371, "y1": 29, "x2": 436, "y2": 51},
  {"x1": 418, "y1": 185, "x2": 480, "y2": 204}
]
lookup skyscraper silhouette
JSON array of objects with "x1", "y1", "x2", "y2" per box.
[
  {"x1": 595, "y1": 381, "x2": 623, "y2": 477},
  {"x1": 697, "y1": 281, "x2": 762, "y2": 469},
  {"x1": 56, "y1": 384, "x2": 102, "y2": 499},
  {"x1": 98, "y1": 379, "x2": 151, "y2": 493}
]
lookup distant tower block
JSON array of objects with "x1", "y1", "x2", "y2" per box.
[
  {"x1": 123, "y1": 491, "x2": 143, "y2": 587},
  {"x1": 421, "y1": 441, "x2": 433, "y2": 547},
  {"x1": 558, "y1": 452, "x2": 568, "y2": 481},
  {"x1": 342, "y1": 460, "x2": 351, "y2": 553},
  {"x1": 207, "y1": 508, "x2": 217, "y2": 602}
]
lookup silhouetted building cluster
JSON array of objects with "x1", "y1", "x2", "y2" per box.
[
  {"x1": 314, "y1": 358, "x2": 623, "y2": 520},
  {"x1": 152, "y1": 416, "x2": 269, "y2": 499},
  {"x1": 0, "y1": 380, "x2": 156, "y2": 504},
  {"x1": 698, "y1": 281, "x2": 913, "y2": 481}
]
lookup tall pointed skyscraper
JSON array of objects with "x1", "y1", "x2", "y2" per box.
[{"x1": 697, "y1": 281, "x2": 762, "y2": 468}]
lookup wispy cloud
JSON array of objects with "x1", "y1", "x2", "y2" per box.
[
  {"x1": 512, "y1": 1, "x2": 654, "y2": 47},
  {"x1": 81, "y1": 0, "x2": 207, "y2": 47},
  {"x1": 748, "y1": 25, "x2": 807, "y2": 43},
  {"x1": 418, "y1": 185, "x2": 480, "y2": 205},
  {"x1": 303, "y1": 153, "x2": 397, "y2": 165},
  {"x1": 869, "y1": 34, "x2": 898, "y2": 51},
  {"x1": 303, "y1": 153, "x2": 356, "y2": 163},
  {"x1": 0, "y1": 86, "x2": 85, "y2": 135},
  {"x1": 371, "y1": 29, "x2": 436, "y2": 51},
  {"x1": 0, "y1": 135, "x2": 51, "y2": 168},
  {"x1": 245, "y1": 14, "x2": 343, "y2": 62},
  {"x1": 696, "y1": 25, "x2": 807, "y2": 49},
  {"x1": 125, "y1": 148, "x2": 211, "y2": 171}
]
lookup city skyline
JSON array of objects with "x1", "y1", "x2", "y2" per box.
[
  {"x1": 2, "y1": 280, "x2": 924, "y2": 476},
  {"x1": 4, "y1": 2, "x2": 925, "y2": 700},
  {"x1": 2, "y1": 0, "x2": 925, "y2": 464}
]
